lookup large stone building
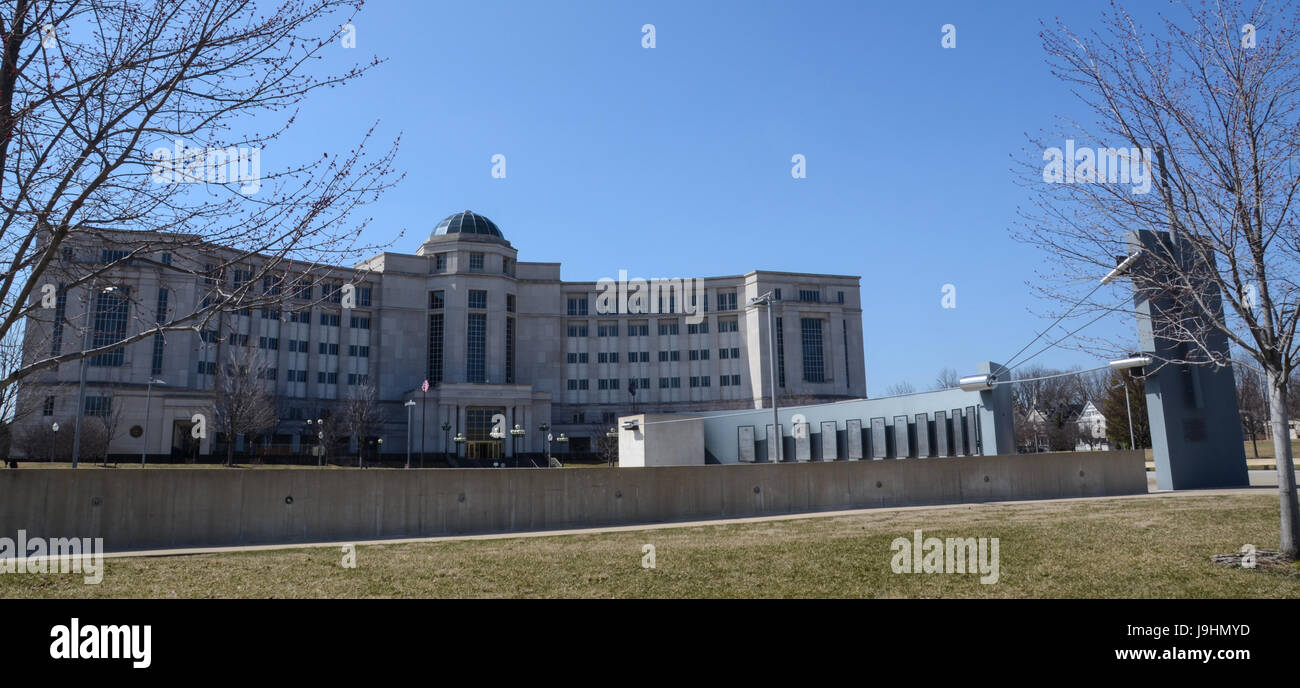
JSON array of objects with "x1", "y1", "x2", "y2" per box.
[{"x1": 15, "y1": 211, "x2": 865, "y2": 462}]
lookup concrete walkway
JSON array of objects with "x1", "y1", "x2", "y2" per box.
[{"x1": 92, "y1": 483, "x2": 1276, "y2": 561}]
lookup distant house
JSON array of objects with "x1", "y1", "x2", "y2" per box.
[{"x1": 1075, "y1": 400, "x2": 1110, "y2": 451}]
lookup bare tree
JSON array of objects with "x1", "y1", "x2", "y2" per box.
[
  {"x1": 882, "y1": 381, "x2": 916, "y2": 396},
  {"x1": 1020, "y1": 1, "x2": 1300, "y2": 558},
  {"x1": 0, "y1": 0, "x2": 400, "y2": 415},
  {"x1": 212, "y1": 343, "x2": 278, "y2": 467},
  {"x1": 338, "y1": 382, "x2": 382, "y2": 467},
  {"x1": 932, "y1": 367, "x2": 961, "y2": 390},
  {"x1": 1236, "y1": 363, "x2": 1270, "y2": 457}
]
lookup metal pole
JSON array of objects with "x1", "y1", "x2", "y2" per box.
[
  {"x1": 142, "y1": 379, "x2": 153, "y2": 466},
  {"x1": 72, "y1": 285, "x2": 95, "y2": 469},
  {"x1": 405, "y1": 403, "x2": 412, "y2": 469},
  {"x1": 1124, "y1": 383, "x2": 1135, "y2": 450},
  {"x1": 766, "y1": 298, "x2": 781, "y2": 461},
  {"x1": 421, "y1": 390, "x2": 427, "y2": 468}
]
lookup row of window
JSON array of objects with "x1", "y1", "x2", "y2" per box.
[
  {"x1": 565, "y1": 348, "x2": 742, "y2": 364},
  {"x1": 195, "y1": 363, "x2": 369, "y2": 385},
  {"x1": 566, "y1": 375, "x2": 744, "y2": 391},
  {"x1": 566, "y1": 319, "x2": 740, "y2": 337},
  {"x1": 431, "y1": 251, "x2": 512, "y2": 276}
]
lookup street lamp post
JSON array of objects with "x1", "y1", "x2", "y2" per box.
[
  {"x1": 51, "y1": 422, "x2": 59, "y2": 463},
  {"x1": 404, "y1": 400, "x2": 416, "y2": 469},
  {"x1": 141, "y1": 378, "x2": 165, "y2": 466},
  {"x1": 73, "y1": 284, "x2": 116, "y2": 468},
  {"x1": 441, "y1": 421, "x2": 451, "y2": 463},
  {"x1": 453, "y1": 432, "x2": 466, "y2": 460},
  {"x1": 605, "y1": 427, "x2": 618, "y2": 466},
  {"x1": 747, "y1": 292, "x2": 781, "y2": 461},
  {"x1": 510, "y1": 424, "x2": 525, "y2": 466},
  {"x1": 539, "y1": 423, "x2": 551, "y2": 463}
]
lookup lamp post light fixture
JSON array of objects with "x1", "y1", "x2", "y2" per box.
[
  {"x1": 141, "y1": 378, "x2": 166, "y2": 466},
  {"x1": 452, "y1": 432, "x2": 466, "y2": 460},
  {"x1": 1108, "y1": 355, "x2": 1149, "y2": 452},
  {"x1": 51, "y1": 422, "x2": 59, "y2": 463},
  {"x1": 72, "y1": 284, "x2": 118, "y2": 469},
  {"x1": 404, "y1": 400, "x2": 417, "y2": 469},
  {"x1": 441, "y1": 421, "x2": 451, "y2": 465},
  {"x1": 747, "y1": 291, "x2": 781, "y2": 461},
  {"x1": 539, "y1": 422, "x2": 552, "y2": 462}
]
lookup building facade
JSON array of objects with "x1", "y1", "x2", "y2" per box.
[{"x1": 15, "y1": 211, "x2": 865, "y2": 461}]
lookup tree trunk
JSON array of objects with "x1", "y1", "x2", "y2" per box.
[
  {"x1": 1251, "y1": 429, "x2": 1259, "y2": 458},
  {"x1": 1266, "y1": 370, "x2": 1300, "y2": 559}
]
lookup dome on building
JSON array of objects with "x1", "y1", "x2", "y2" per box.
[{"x1": 432, "y1": 210, "x2": 504, "y2": 240}]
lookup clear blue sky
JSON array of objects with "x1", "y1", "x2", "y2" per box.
[{"x1": 274, "y1": 0, "x2": 1170, "y2": 394}]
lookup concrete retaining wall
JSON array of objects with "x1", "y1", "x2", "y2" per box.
[{"x1": 0, "y1": 450, "x2": 1147, "y2": 552}]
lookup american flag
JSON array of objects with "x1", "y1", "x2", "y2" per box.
[{"x1": 421, "y1": 379, "x2": 429, "y2": 392}]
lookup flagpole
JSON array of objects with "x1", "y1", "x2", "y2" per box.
[{"x1": 421, "y1": 380, "x2": 428, "y2": 469}]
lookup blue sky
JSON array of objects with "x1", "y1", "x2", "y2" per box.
[{"x1": 274, "y1": 0, "x2": 1172, "y2": 393}]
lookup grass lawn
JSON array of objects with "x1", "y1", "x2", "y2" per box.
[{"x1": 3, "y1": 492, "x2": 1298, "y2": 598}]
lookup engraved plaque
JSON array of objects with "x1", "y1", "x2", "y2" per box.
[
  {"x1": 965, "y1": 406, "x2": 978, "y2": 455},
  {"x1": 934, "y1": 410, "x2": 949, "y2": 457},
  {"x1": 738, "y1": 425, "x2": 756, "y2": 462},
  {"x1": 870, "y1": 417, "x2": 887, "y2": 459},
  {"x1": 794, "y1": 422, "x2": 811, "y2": 461},
  {"x1": 846, "y1": 419, "x2": 863, "y2": 460},
  {"x1": 893, "y1": 415, "x2": 910, "y2": 458},
  {"x1": 820, "y1": 421, "x2": 838, "y2": 460},
  {"x1": 951, "y1": 408, "x2": 965, "y2": 456},
  {"x1": 914, "y1": 413, "x2": 930, "y2": 458},
  {"x1": 766, "y1": 424, "x2": 784, "y2": 462}
]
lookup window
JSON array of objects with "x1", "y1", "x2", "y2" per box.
[
  {"x1": 506, "y1": 294, "x2": 516, "y2": 313},
  {"x1": 429, "y1": 290, "x2": 444, "y2": 309},
  {"x1": 598, "y1": 352, "x2": 620, "y2": 364},
  {"x1": 566, "y1": 379, "x2": 590, "y2": 391},
  {"x1": 90, "y1": 288, "x2": 129, "y2": 366},
  {"x1": 317, "y1": 371, "x2": 338, "y2": 384},
  {"x1": 258, "y1": 368, "x2": 279, "y2": 381},
  {"x1": 261, "y1": 308, "x2": 280, "y2": 320},
  {"x1": 658, "y1": 351, "x2": 680, "y2": 362},
  {"x1": 718, "y1": 318, "x2": 739, "y2": 333},
  {"x1": 567, "y1": 352, "x2": 589, "y2": 364},
  {"x1": 505, "y1": 317, "x2": 515, "y2": 384},
  {"x1": 204, "y1": 263, "x2": 217, "y2": 286},
  {"x1": 801, "y1": 318, "x2": 825, "y2": 383},
  {"x1": 717, "y1": 291, "x2": 737, "y2": 311},
  {"x1": 597, "y1": 322, "x2": 619, "y2": 337},
  {"x1": 598, "y1": 378, "x2": 622, "y2": 391},
  {"x1": 319, "y1": 313, "x2": 340, "y2": 327},
  {"x1": 319, "y1": 342, "x2": 339, "y2": 355},
  {"x1": 201, "y1": 329, "x2": 220, "y2": 344},
  {"x1": 197, "y1": 361, "x2": 217, "y2": 375},
  {"x1": 357, "y1": 286, "x2": 372, "y2": 307},
  {"x1": 636, "y1": 351, "x2": 650, "y2": 363},
  {"x1": 259, "y1": 337, "x2": 280, "y2": 350},
  {"x1": 467, "y1": 313, "x2": 486, "y2": 383},
  {"x1": 638, "y1": 377, "x2": 650, "y2": 390},
  {"x1": 657, "y1": 377, "x2": 681, "y2": 389},
  {"x1": 151, "y1": 335, "x2": 165, "y2": 377},
  {"x1": 628, "y1": 322, "x2": 649, "y2": 337},
  {"x1": 348, "y1": 345, "x2": 370, "y2": 358},
  {"x1": 85, "y1": 396, "x2": 112, "y2": 416},
  {"x1": 101, "y1": 249, "x2": 127, "y2": 264},
  {"x1": 468, "y1": 290, "x2": 487, "y2": 309},
  {"x1": 658, "y1": 320, "x2": 679, "y2": 336},
  {"x1": 567, "y1": 323, "x2": 588, "y2": 337},
  {"x1": 687, "y1": 321, "x2": 709, "y2": 334},
  {"x1": 233, "y1": 269, "x2": 251, "y2": 289},
  {"x1": 720, "y1": 374, "x2": 742, "y2": 387},
  {"x1": 235, "y1": 308, "x2": 250, "y2": 318},
  {"x1": 503, "y1": 257, "x2": 513, "y2": 276},
  {"x1": 263, "y1": 274, "x2": 282, "y2": 296},
  {"x1": 773, "y1": 317, "x2": 787, "y2": 387},
  {"x1": 294, "y1": 280, "x2": 312, "y2": 301},
  {"x1": 160, "y1": 253, "x2": 172, "y2": 266},
  {"x1": 347, "y1": 373, "x2": 370, "y2": 386},
  {"x1": 731, "y1": 347, "x2": 740, "y2": 359},
  {"x1": 349, "y1": 316, "x2": 370, "y2": 329},
  {"x1": 228, "y1": 333, "x2": 249, "y2": 347},
  {"x1": 288, "y1": 369, "x2": 308, "y2": 383},
  {"x1": 288, "y1": 340, "x2": 309, "y2": 353},
  {"x1": 837, "y1": 291, "x2": 845, "y2": 304},
  {"x1": 774, "y1": 288, "x2": 782, "y2": 301},
  {"x1": 42, "y1": 397, "x2": 55, "y2": 416},
  {"x1": 469, "y1": 253, "x2": 484, "y2": 271},
  {"x1": 289, "y1": 311, "x2": 309, "y2": 323},
  {"x1": 567, "y1": 296, "x2": 588, "y2": 316},
  {"x1": 689, "y1": 349, "x2": 710, "y2": 361},
  {"x1": 434, "y1": 253, "x2": 447, "y2": 272},
  {"x1": 799, "y1": 289, "x2": 821, "y2": 303}
]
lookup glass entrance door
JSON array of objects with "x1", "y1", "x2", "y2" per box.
[{"x1": 465, "y1": 407, "x2": 506, "y2": 461}]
